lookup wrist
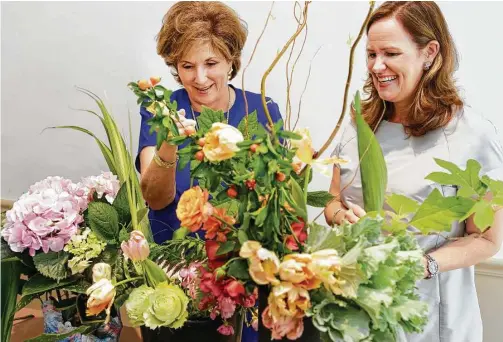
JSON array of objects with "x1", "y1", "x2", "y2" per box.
[
  {"x1": 157, "y1": 142, "x2": 177, "y2": 162},
  {"x1": 423, "y1": 254, "x2": 439, "y2": 279},
  {"x1": 330, "y1": 208, "x2": 346, "y2": 226}
]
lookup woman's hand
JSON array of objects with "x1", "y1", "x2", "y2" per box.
[
  {"x1": 341, "y1": 203, "x2": 367, "y2": 224},
  {"x1": 172, "y1": 109, "x2": 197, "y2": 136}
]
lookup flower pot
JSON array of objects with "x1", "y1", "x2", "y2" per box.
[
  {"x1": 140, "y1": 316, "x2": 242, "y2": 342},
  {"x1": 257, "y1": 286, "x2": 320, "y2": 342}
]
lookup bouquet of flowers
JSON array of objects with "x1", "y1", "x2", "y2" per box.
[{"x1": 126, "y1": 75, "x2": 502, "y2": 342}]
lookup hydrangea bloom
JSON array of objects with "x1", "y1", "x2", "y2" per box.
[
  {"x1": 1, "y1": 175, "x2": 101, "y2": 256},
  {"x1": 64, "y1": 228, "x2": 106, "y2": 274},
  {"x1": 79, "y1": 171, "x2": 120, "y2": 203}
]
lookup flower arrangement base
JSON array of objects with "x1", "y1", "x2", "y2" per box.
[
  {"x1": 258, "y1": 286, "x2": 320, "y2": 342},
  {"x1": 140, "y1": 318, "x2": 240, "y2": 342}
]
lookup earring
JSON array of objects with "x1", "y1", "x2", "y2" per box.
[
  {"x1": 228, "y1": 67, "x2": 233, "y2": 79},
  {"x1": 423, "y1": 61, "x2": 432, "y2": 71}
]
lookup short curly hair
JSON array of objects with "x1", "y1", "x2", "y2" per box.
[{"x1": 156, "y1": 1, "x2": 248, "y2": 84}]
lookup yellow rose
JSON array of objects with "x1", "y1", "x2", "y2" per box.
[
  {"x1": 86, "y1": 278, "x2": 116, "y2": 321},
  {"x1": 278, "y1": 254, "x2": 321, "y2": 290},
  {"x1": 240, "y1": 241, "x2": 280, "y2": 286},
  {"x1": 268, "y1": 282, "x2": 310, "y2": 320},
  {"x1": 203, "y1": 123, "x2": 244, "y2": 162},
  {"x1": 310, "y1": 249, "x2": 351, "y2": 295},
  {"x1": 176, "y1": 186, "x2": 213, "y2": 232}
]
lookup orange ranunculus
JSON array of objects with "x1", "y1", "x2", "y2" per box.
[
  {"x1": 262, "y1": 306, "x2": 304, "y2": 340},
  {"x1": 176, "y1": 186, "x2": 213, "y2": 232},
  {"x1": 239, "y1": 241, "x2": 280, "y2": 286},
  {"x1": 278, "y1": 254, "x2": 321, "y2": 290},
  {"x1": 202, "y1": 123, "x2": 244, "y2": 162},
  {"x1": 268, "y1": 282, "x2": 310, "y2": 320},
  {"x1": 202, "y1": 207, "x2": 235, "y2": 242}
]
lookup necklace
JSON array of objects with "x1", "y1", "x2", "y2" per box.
[{"x1": 190, "y1": 86, "x2": 232, "y2": 130}]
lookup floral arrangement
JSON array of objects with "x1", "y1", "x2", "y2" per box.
[{"x1": 125, "y1": 76, "x2": 502, "y2": 341}]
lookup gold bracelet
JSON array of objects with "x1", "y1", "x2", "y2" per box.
[
  {"x1": 331, "y1": 208, "x2": 344, "y2": 226},
  {"x1": 153, "y1": 151, "x2": 178, "y2": 169}
]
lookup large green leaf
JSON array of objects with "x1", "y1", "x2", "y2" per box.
[
  {"x1": 307, "y1": 191, "x2": 335, "y2": 208},
  {"x1": 88, "y1": 201, "x2": 120, "y2": 243},
  {"x1": 385, "y1": 194, "x2": 420, "y2": 216},
  {"x1": 237, "y1": 110, "x2": 259, "y2": 138},
  {"x1": 289, "y1": 177, "x2": 308, "y2": 220},
  {"x1": 410, "y1": 188, "x2": 475, "y2": 233},
  {"x1": 197, "y1": 106, "x2": 225, "y2": 135},
  {"x1": 1, "y1": 260, "x2": 21, "y2": 342},
  {"x1": 143, "y1": 259, "x2": 168, "y2": 288},
  {"x1": 33, "y1": 251, "x2": 70, "y2": 281},
  {"x1": 426, "y1": 159, "x2": 486, "y2": 198},
  {"x1": 113, "y1": 183, "x2": 132, "y2": 226},
  {"x1": 22, "y1": 274, "x2": 76, "y2": 296},
  {"x1": 16, "y1": 293, "x2": 40, "y2": 312},
  {"x1": 226, "y1": 259, "x2": 251, "y2": 281},
  {"x1": 354, "y1": 91, "x2": 387, "y2": 212},
  {"x1": 25, "y1": 325, "x2": 94, "y2": 342},
  {"x1": 306, "y1": 222, "x2": 344, "y2": 253}
]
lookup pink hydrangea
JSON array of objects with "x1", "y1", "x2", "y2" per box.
[
  {"x1": 1, "y1": 176, "x2": 89, "y2": 256},
  {"x1": 79, "y1": 172, "x2": 120, "y2": 203}
]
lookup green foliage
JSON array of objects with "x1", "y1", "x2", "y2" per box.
[
  {"x1": 354, "y1": 91, "x2": 388, "y2": 212},
  {"x1": 307, "y1": 191, "x2": 335, "y2": 208},
  {"x1": 25, "y1": 325, "x2": 95, "y2": 342},
  {"x1": 87, "y1": 201, "x2": 120, "y2": 243},
  {"x1": 1, "y1": 260, "x2": 21, "y2": 342},
  {"x1": 149, "y1": 237, "x2": 206, "y2": 276},
  {"x1": 33, "y1": 251, "x2": 70, "y2": 281},
  {"x1": 22, "y1": 274, "x2": 77, "y2": 296}
]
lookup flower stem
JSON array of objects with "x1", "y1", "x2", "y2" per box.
[
  {"x1": 115, "y1": 276, "x2": 142, "y2": 287},
  {"x1": 303, "y1": 165, "x2": 311, "y2": 203}
]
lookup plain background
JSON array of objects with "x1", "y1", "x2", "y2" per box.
[{"x1": 2, "y1": 1, "x2": 502, "y2": 257}]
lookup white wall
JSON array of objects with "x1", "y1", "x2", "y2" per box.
[{"x1": 1, "y1": 1, "x2": 502, "y2": 255}]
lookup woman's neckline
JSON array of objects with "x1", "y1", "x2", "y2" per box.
[{"x1": 187, "y1": 84, "x2": 238, "y2": 114}]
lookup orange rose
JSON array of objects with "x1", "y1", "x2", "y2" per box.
[
  {"x1": 176, "y1": 186, "x2": 213, "y2": 232},
  {"x1": 268, "y1": 282, "x2": 310, "y2": 319}
]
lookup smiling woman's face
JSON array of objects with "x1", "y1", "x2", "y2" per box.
[
  {"x1": 367, "y1": 17, "x2": 428, "y2": 107},
  {"x1": 176, "y1": 41, "x2": 232, "y2": 110}
]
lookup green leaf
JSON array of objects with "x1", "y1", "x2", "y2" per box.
[
  {"x1": 461, "y1": 200, "x2": 495, "y2": 232},
  {"x1": 410, "y1": 188, "x2": 475, "y2": 233},
  {"x1": 306, "y1": 222, "x2": 344, "y2": 253},
  {"x1": 426, "y1": 159, "x2": 486, "y2": 198},
  {"x1": 22, "y1": 274, "x2": 76, "y2": 296},
  {"x1": 143, "y1": 259, "x2": 168, "y2": 288},
  {"x1": 60, "y1": 280, "x2": 91, "y2": 294},
  {"x1": 354, "y1": 91, "x2": 387, "y2": 212},
  {"x1": 276, "y1": 130, "x2": 302, "y2": 140},
  {"x1": 385, "y1": 194, "x2": 420, "y2": 216},
  {"x1": 226, "y1": 259, "x2": 250, "y2": 281},
  {"x1": 16, "y1": 293, "x2": 40, "y2": 312},
  {"x1": 88, "y1": 201, "x2": 120, "y2": 243},
  {"x1": 1, "y1": 260, "x2": 21, "y2": 341},
  {"x1": 33, "y1": 252, "x2": 69, "y2": 281},
  {"x1": 25, "y1": 325, "x2": 94, "y2": 342},
  {"x1": 197, "y1": 106, "x2": 225, "y2": 135},
  {"x1": 1, "y1": 239, "x2": 18, "y2": 263},
  {"x1": 216, "y1": 241, "x2": 236, "y2": 256},
  {"x1": 237, "y1": 229, "x2": 249, "y2": 245},
  {"x1": 289, "y1": 177, "x2": 307, "y2": 219},
  {"x1": 173, "y1": 227, "x2": 190, "y2": 240},
  {"x1": 307, "y1": 191, "x2": 335, "y2": 208},
  {"x1": 113, "y1": 183, "x2": 132, "y2": 226},
  {"x1": 237, "y1": 111, "x2": 259, "y2": 138}
]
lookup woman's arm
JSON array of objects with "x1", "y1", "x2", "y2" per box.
[
  {"x1": 426, "y1": 201, "x2": 503, "y2": 277},
  {"x1": 139, "y1": 142, "x2": 178, "y2": 210}
]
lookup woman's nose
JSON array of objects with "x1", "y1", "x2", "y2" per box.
[
  {"x1": 194, "y1": 66, "x2": 208, "y2": 84},
  {"x1": 372, "y1": 57, "x2": 386, "y2": 73}
]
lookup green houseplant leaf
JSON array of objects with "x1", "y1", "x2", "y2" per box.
[
  {"x1": 88, "y1": 201, "x2": 120, "y2": 244},
  {"x1": 33, "y1": 251, "x2": 70, "y2": 281},
  {"x1": 354, "y1": 91, "x2": 387, "y2": 212}
]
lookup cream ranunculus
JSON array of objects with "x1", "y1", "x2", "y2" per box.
[
  {"x1": 86, "y1": 278, "x2": 116, "y2": 321},
  {"x1": 92, "y1": 262, "x2": 112, "y2": 283},
  {"x1": 202, "y1": 123, "x2": 244, "y2": 162},
  {"x1": 239, "y1": 241, "x2": 280, "y2": 286}
]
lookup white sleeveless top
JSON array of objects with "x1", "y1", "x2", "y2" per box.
[{"x1": 332, "y1": 106, "x2": 503, "y2": 342}]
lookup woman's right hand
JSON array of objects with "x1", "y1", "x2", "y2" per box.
[{"x1": 172, "y1": 108, "x2": 197, "y2": 136}]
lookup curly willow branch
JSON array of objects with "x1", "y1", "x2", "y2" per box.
[{"x1": 261, "y1": 1, "x2": 311, "y2": 136}]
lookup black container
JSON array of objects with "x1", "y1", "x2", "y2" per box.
[{"x1": 257, "y1": 286, "x2": 320, "y2": 342}]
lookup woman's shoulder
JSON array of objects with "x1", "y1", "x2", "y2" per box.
[
  {"x1": 232, "y1": 85, "x2": 277, "y2": 109},
  {"x1": 445, "y1": 105, "x2": 499, "y2": 139}
]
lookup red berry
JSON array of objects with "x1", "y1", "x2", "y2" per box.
[
  {"x1": 138, "y1": 79, "x2": 151, "y2": 91},
  {"x1": 195, "y1": 151, "x2": 204, "y2": 161},
  {"x1": 250, "y1": 144, "x2": 259, "y2": 153},
  {"x1": 198, "y1": 138, "x2": 206, "y2": 147},
  {"x1": 227, "y1": 187, "x2": 238, "y2": 198},
  {"x1": 150, "y1": 76, "x2": 161, "y2": 86},
  {"x1": 184, "y1": 126, "x2": 196, "y2": 136},
  {"x1": 245, "y1": 179, "x2": 256, "y2": 190},
  {"x1": 275, "y1": 172, "x2": 286, "y2": 182}
]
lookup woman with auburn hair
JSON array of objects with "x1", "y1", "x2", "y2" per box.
[
  {"x1": 136, "y1": 2, "x2": 282, "y2": 340},
  {"x1": 325, "y1": 2, "x2": 502, "y2": 341}
]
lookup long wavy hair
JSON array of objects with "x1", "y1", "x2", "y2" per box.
[{"x1": 355, "y1": 1, "x2": 463, "y2": 137}]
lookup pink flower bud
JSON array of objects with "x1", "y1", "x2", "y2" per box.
[{"x1": 121, "y1": 230, "x2": 150, "y2": 261}]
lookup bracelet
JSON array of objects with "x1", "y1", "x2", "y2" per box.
[
  {"x1": 331, "y1": 208, "x2": 344, "y2": 226},
  {"x1": 153, "y1": 151, "x2": 178, "y2": 169}
]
